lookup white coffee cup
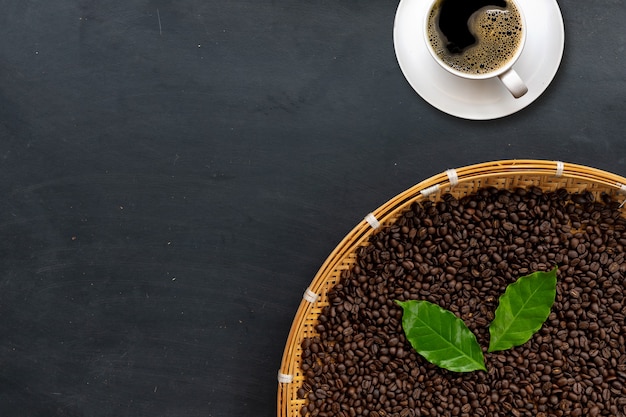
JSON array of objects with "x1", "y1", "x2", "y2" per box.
[{"x1": 424, "y1": 0, "x2": 528, "y2": 98}]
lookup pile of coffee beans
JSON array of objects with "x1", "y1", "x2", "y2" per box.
[{"x1": 299, "y1": 186, "x2": 626, "y2": 417}]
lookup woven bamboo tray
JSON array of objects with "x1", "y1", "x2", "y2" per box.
[{"x1": 277, "y1": 159, "x2": 626, "y2": 417}]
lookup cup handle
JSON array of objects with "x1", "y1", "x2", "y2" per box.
[{"x1": 498, "y1": 68, "x2": 528, "y2": 98}]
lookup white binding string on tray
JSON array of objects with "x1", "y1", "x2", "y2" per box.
[
  {"x1": 364, "y1": 213, "x2": 380, "y2": 229},
  {"x1": 617, "y1": 183, "x2": 626, "y2": 208},
  {"x1": 446, "y1": 169, "x2": 459, "y2": 187},
  {"x1": 420, "y1": 184, "x2": 440, "y2": 197},
  {"x1": 555, "y1": 161, "x2": 565, "y2": 177},
  {"x1": 303, "y1": 288, "x2": 319, "y2": 303},
  {"x1": 277, "y1": 372, "x2": 294, "y2": 384}
]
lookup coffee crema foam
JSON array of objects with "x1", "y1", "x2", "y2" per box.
[{"x1": 427, "y1": 1, "x2": 523, "y2": 74}]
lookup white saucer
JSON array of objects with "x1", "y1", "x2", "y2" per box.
[{"x1": 393, "y1": 0, "x2": 565, "y2": 120}]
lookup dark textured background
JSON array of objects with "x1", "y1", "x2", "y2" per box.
[{"x1": 0, "y1": 0, "x2": 624, "y2": 416}]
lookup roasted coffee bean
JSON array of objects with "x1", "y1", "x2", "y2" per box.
[{"x1": 298, "y1": 187, "x2": 626, "y2": 417}]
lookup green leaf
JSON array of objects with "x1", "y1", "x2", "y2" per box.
[
  {"x1": 395, "y1": 300, "x2": 486, "y2": 372},
  {"x1": 488, "y1": 267, "x2": 557, "y2": 352}
]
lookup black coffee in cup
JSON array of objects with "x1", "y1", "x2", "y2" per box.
[{"x1": 426, "y1": 0, "x2": 524, "y2": 75}]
